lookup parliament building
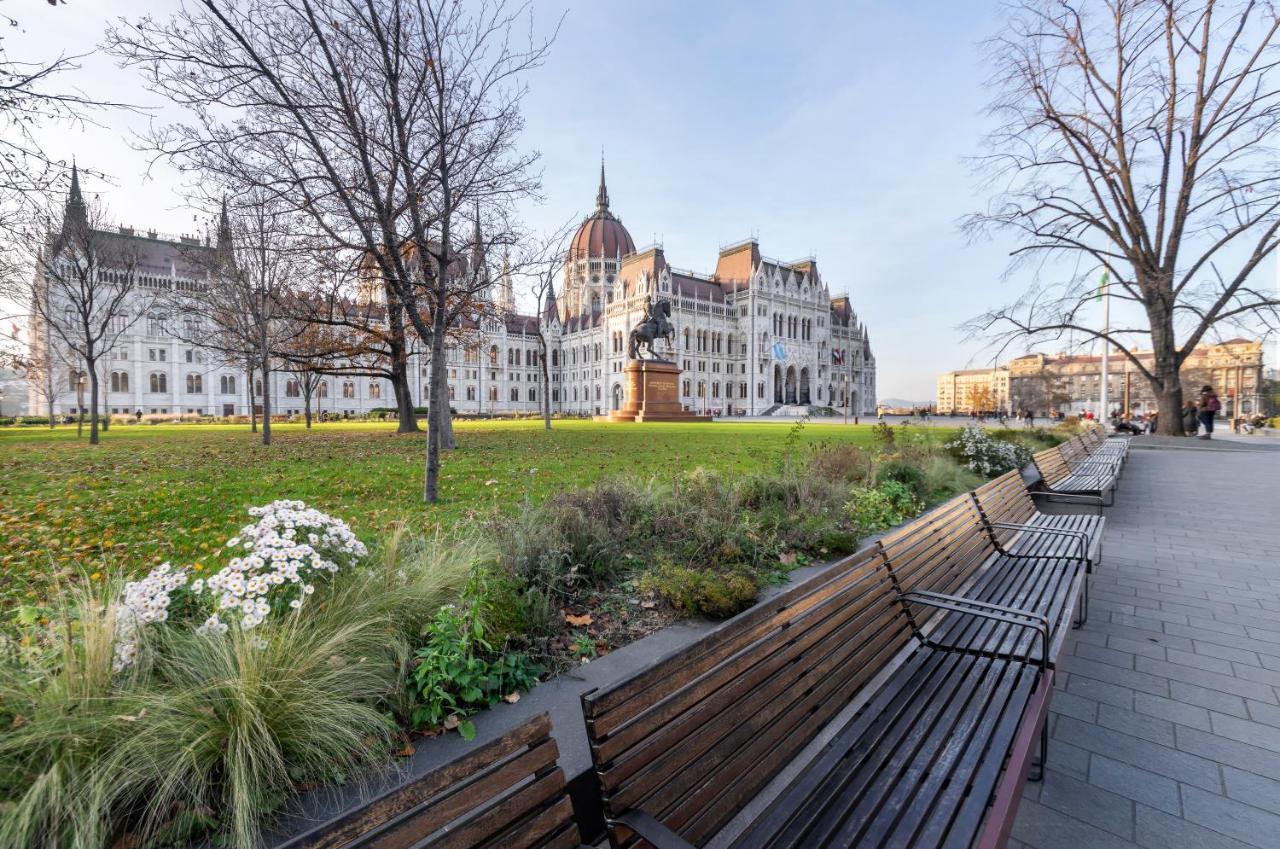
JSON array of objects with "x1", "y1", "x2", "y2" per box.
[{"x1": 31, "y1": 165, "x2": 876, "y2": 419}]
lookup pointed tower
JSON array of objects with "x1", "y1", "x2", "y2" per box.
[
  {"x1": 470, "y1": 202, "x2": 488, "y2": 288},
  {"x1": 496, "y1": 248, "x2": 515, "y2": 313},
  {"x1": 215, "y1": 195, "x2": 234, "y2": 261},
  {"x1": 542, "y1": 281, "x2": 560, "y2": 325},
  {"x1": 62, "y1": 160, "x2": 89, "y2": 234},
  {"x1": 596, "y1": 156, "x2": 609, "y2": 211}
]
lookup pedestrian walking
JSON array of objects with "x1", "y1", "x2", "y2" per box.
[{"x1": 1197, "y1": 385, "x2": 1221, "y2": 440}]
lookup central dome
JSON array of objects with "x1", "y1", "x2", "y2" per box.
[{"x1": 568, "y1": 162, "x2": 635, "y2": 261}]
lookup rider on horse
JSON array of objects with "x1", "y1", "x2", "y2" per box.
[{"x1": 629, "y1": 296, "x2": 674, "y2": 359}]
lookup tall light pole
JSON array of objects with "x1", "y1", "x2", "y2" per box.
[{"x1": 1098, "y1": 270, "x2": 1111, "y2": 427}]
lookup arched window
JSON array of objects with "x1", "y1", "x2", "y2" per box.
[
  {"x1": 551, "y1": 349, "x2": 559, "y2": 367},
  {"x1": 368, "y1": 382, "x2": 380, "y2": 399},
  {"x1": 186, "y1": 373, "x2": 202, "y2": 394},
  {"x1": 220, "y1": 375, "x2": 236, "y2": 394},
  {"x1": 254, "y1": 379, "x2": 262, "y2": 398},
  {"x1": 683, "y1": 328, "x2": 691, "y2": 350},
  {"x1": 488, "y1": 386, "x2": 498, "y2": 402},
  {"x1": 594, "y1": 385, "x2": 601, "y2": 401},
  {"x1": 318, "y1": 380, "x2": 329, "y2": 398},
  {"x1": 448, "y1": 385, "x2": 455, "y2": 400},
  {"x1": 110, "y1": 371, "x2": 129, "y2": 393},
  {"x1": 285, "y1": 379, "x2": 300, "y2": 398},
  {"x1": 528, "y1": 388, "x2": 537, "y2": 402},
  {"x1": 466, "y1": 386, "x2": 476, "y2": 401},
  {"x1": 510, "y1": 387, "x2": 519, "y2": 402},
  {"x1": 342, "y1": 381, "x2": 355, "y2": 398},
  {"x1": 149, "y1": 372, "x2": 167, "y2": 393}
]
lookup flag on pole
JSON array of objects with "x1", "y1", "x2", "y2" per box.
[
  {"x1": 832, "y1": 349, "x2": 843, "y2": 365},
  {"x1": 772, "y1": 342, "x2": 785, "y2": 360},
  {"x1": 1096, "y1": 270, "x2": 1109, "y2": 301}
]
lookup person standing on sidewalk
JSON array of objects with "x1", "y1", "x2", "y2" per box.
[{"x1": 1197, "y1": 385, "x2": 1221, "y2": 439}]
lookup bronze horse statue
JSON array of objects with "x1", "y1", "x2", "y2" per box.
[{"x1": 628, "y1": 298, "x2": 674, "y2": 360}]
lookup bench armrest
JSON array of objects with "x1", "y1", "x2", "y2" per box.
[
  {"x1": 900, "y1": 589, "x2": 1049, "y2": 673},
  {"x1": 989, "y1": 522, "x2": 1090, "y2": 564},
  {"x1": 612, "y1": 810, "x2": 697, "y2": 849}
]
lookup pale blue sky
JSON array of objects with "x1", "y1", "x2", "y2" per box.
[{"x1": 9, "y1": 0, "x2": 1190, "y2": 400}]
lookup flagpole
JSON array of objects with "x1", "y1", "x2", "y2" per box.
[{"x1": 1100, "y1": 273, "x2": 1110, "y2": 428}]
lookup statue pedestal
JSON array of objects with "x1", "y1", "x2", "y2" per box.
[{"x1": 597, "y1": 360, "x2": 713, "y2": 423}]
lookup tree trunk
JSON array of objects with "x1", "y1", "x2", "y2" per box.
[
  {"x1": 434, "y1": 353, "x2": 455, "y2": 450},
  {"x1": 1148, "y1": 303, "x2": 1185, "y2": 436},
  {"x1": 260, "y1": 357, "x2": 272, "y2": 446},
  {"x1": 390, "y1": 355, "x2": 418, "y2": 433},
  {"x1": 425, "y1": 313, "x2": 446, "y2": 503},
  {"x1": 248, "y1": 364, "x2": 258, "y2": 433},
  {"x1": 303, "y1": 388, "x2": 312, "y2": 428},
  {"x1": 89, "y1": 368, "x2": 100, "y2": 445},
  {"x1": 386, "y1": 294, "x2": 419, "y2": 433},
  {"x1": 538, "y1": 333, "x2": 551, "y2": 430}
]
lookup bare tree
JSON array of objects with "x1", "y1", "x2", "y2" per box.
[
  {"x1": 10, "y1": 331, "x2": 64, "y2": 426},
  {"x1": 108, "y1": 0, "x2": 556, "y2": 501},
  {"x1": 172, "y1": 193, "x2": 300, "y2": 445},
  {"x1": 0, "y1": 5, "x2": 134, "y2": 276},
  {"x1": 966, "y1": 0, "x2": 1280, "y2": 435},
  {"x1": 511, "y1": 222, "x2": 575, "y2": 430},
  {"x1": 13, "y1": 174, "x2": 150, "y2": 443},
  {"x1": 288, "y1": 258, "x2": 422, "y2": 433}
]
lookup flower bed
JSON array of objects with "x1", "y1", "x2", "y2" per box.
[{"x1": 0, "y1": 423, "x2": 1056, "y2": 848}]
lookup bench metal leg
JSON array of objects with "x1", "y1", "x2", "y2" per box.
[
  {"x1": 1028, "y1": 719, "x2": 1049, "y2": 782},
  {"x1": 1073, "y1": 572, "x2": 1088, "y2": 629}
]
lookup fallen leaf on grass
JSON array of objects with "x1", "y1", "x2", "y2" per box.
[
  {"x1": 503, "y1": 692, "x2": 520, "y2": 704},
  {"x1": 564, "y1": 612, "x2": 593, "y2": 627}
]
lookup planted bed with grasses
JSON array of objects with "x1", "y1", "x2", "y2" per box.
[{"x1": 0, "y1": 418, "x2": 1067, "y2": 848}]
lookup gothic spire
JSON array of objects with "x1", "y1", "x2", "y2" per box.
[
  {"x1": 63, "y1": 160, "x2": 88, "y2": 232},
  {"x1": 216, "y1": 195, "x2": 233, "y2": 254},
  {"x1": 596, "y1": 155, "x2": 609, "y2": 211}
]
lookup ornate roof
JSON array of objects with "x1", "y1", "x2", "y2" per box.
[{"x1": 567, "y1": 160, "x2": 635, "y2": 261}]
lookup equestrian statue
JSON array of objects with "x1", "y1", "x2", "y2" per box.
[{"x1": 628, "y1": 297, "x2": 674, "y2": 360}]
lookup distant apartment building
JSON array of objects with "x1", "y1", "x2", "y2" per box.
[
  {"x1": 937, "y1": 339, "x2": 1266, "y2": 417},
  {"x1": 935, "y1": 368, "x2": 1009, "y2": 414}
]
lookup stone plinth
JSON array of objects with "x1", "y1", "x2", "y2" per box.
[{"x1": 597, "y1": 360, "x2": 713, "y2": 423}]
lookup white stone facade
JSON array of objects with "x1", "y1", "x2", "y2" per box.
[{"x1": 31, "y1": 169, "x2": 875, "y2": 420}]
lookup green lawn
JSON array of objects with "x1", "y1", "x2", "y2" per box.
[{"x1": 1, "y1": 418, "x2": 933, "y2": 612}]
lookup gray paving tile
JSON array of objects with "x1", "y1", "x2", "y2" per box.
[
  {"x1": 1089, "y1": 754, "x2": 1181, "y2": 816},
  {"x1": 1135, "y1": 803, "x2": 1259, "y2": 849},
  {"x1": 1012, "y1": 799, "x2": 1140, "y2": 849},
  {"x1": 1175, "y1": 725, "x2": 1280, "y2": 781},
  {"x1": 1222, "y1": 766, "x2": 1280, "y2": 811},
  {"x1": 1037, "y1": 770, "x2": 1134, "y2": 840},
  {"x1": 1097, "y1": 703, "x2": 1176, "y2": 746},
  {"x1": 1133, "y1": 691, "x2": 1213, "y2": 731},
  {"x1": 1054, "y1": 715, "x2": 1222, "y2": 791},
  {"x1": 1208, "y1": 712, "x2": 1280, "y2": 755},
  {"x1": 1181, "y1": 785, "x2": 1280, "y2": 848}
]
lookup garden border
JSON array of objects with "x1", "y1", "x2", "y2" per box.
[{"x1": 263, "y1": 462, "x2": 1050, "y2": 848}]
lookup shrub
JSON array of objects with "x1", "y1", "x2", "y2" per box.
[
  {"x1": 945, "y1": 426, "x2": 1032, "y2": 476},
  {"x1": 846, "y1": 480, "x2": 922, "y2": 537},
  {"x1": 919, "y1": 455, "x2": 984, "y2": 504},
  {"x1": 18, "y1": 416, "x2": 49, "y2": 426},
  {"x1": 805, "y1": 442, "x2": 875, "y2": 485},
  {"x1": 0, "y1": 416, "x2": 14, "y2": 426},
  {"x1": 638, "y1": 561, "x2": 760, "y2": 619},
  {"x1": 408, "y1": 575, "x2": 541, "y2": 739},
  {"x1": 875, "y1": 458, "x2": 927, "y2": 500},
  {"x1": 871, "y1": 421, "x2": 896, "y2": 451}
]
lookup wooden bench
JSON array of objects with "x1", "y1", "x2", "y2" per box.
[
  {"x1": 580, "y1": 543, "x2": 1058, "y2": 849},
  {"x1": 878, "y1": 491, "x2": 1089, "y2": 662},
  {"x1": 278, "y1": 713, "x2": 587, "y2": 849},
  {"x1": 972, "y1": 469, "x2": 1104, "y2": 576},
  {"x1": 1031, "y1": 444, "x2": 1116, "y2": 510}
]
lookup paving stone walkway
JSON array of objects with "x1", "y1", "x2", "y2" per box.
[{"x1": 1011, "y1": 443, "x2": 1280, "y2": 849}]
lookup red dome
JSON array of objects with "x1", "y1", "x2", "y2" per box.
[{"x1": 568, "y1": 161, "x2": 635, "y2": 261}]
